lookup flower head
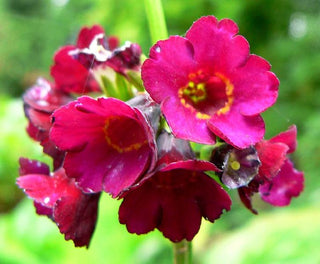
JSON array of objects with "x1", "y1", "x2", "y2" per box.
[
  {"x1": 17, "y1": 158, "x2": 100, "y2": 248},
  {"x1": 119, "y1": 132, "x2": 231, "y2": 242},
  {"x1": 51, "y1": 25, "x2": 142, "y2": 94},
  {"x1": 50, "y1": 96, "x2": 157, "y2": 197},
  {"x1": 221, "y1": 125, "x2": 304, "y2": 213},
  {"x1": 23, "y1": 78, "x2": 72, "y2": 168},
  {"x1": 142, "y1": 16, "x2": 278, "y2": 148}
]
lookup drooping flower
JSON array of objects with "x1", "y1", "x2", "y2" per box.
[
  {"x1": 212, "y1": 125, "x2": 304, "y2": 214},
  {"x1": 211, "y1": 144, "x2": 261, "y2": 189},
  {"x1": 50, "y1": 96, "x2": 157, "y2": 197},
  {"x1": 17, "y1": 158, "x2": 100, "y2": 248},
  {"x1": 23, "y1": 78, "x2": 72, "y2": 168},
  {"x1": 142, "y1": 16, "x2": 279, "y2": 148},
  {"x1": 119, "y1": 132, "x2": 231, "y2": 242},
  {"x1": 51, "y1": 25, "x2": 142, "y2": 94}
]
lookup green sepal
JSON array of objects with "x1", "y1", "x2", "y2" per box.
[
  {"x1": 115, "y1": 72, "x2": 133, "y2": 101},
  {"x1": 101, "y1": 75, "x2": 118, "y2": 98},
  {"x1": 126, "y1": 70, "x2": 145, "y2": 92}
]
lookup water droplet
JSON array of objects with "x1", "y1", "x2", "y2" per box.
[{"x1": 44, "y1": 197, "x2": 50, "y2": 204}]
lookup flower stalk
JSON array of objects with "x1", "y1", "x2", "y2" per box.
[
  {"x1": 144, "y1": 0, "x2": 168, "y2": 43},
  {"x1": 173, "y1": 240, "x2": 192, "y2": 264}
]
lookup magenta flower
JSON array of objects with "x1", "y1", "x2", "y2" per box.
[
  {"x1": 142, "y1": 16, "x2": 279, "y2": 148},
  {"x1": 237, "y1": 126, "x2": 304, "y2": 213},
  {"x1": 50, "y1": 96, "x2": 157, "y2": 197},
  {"x1": 51, "y1": 25, "x2": 141, "y2": 94},
  {"x1": 23, "y1": 78, "x2": 72, "y2": 168},
  {"x1": 17, "y1": 158, "x2": 100, "y2": 248},
  {"x1": 119, "y1": 132, "x2": 231, "y2": 242}
]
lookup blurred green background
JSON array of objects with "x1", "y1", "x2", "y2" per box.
[{"x1": 0, "y1": 0, "x2": 319, "y2": 263}]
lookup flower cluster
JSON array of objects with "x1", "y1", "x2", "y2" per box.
[{"x1": 17, "y1": 16, "x2": 304, "y2": 247}]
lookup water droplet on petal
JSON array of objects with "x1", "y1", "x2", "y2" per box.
[{"x1": 44, "y1": 197, "x2": 50, "y2": 204}]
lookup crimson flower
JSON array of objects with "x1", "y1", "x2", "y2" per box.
[
  {"x1": 119, "y1": 132, "x2": 231, "y2": 242},
  {"x1": 142, "y1": 16, "x2": 279, "y2": 148},
  {"x1": 236, "y1": 126, "x2": 304, "y2": 213},
  {"x1": 51, "y1": 25, "x2": 141, "y2": 94},
  {"x1": 23, "y1": 78, "x2": 72, "y2": 168},
  {"x1": 50, "y1": 96, "x2": 157, "y2": 197},
  {"x1": 17, "y1": 158, "x2": 100, "y2": 248}
]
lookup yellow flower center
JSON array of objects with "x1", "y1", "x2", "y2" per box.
[{"x1": 178, "y1": 70, "x2": 234, "y2": 119}]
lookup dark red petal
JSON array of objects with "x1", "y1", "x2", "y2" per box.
[
  {"x1": 54, "y1": 193, "x2": 100, "y2": 248},
  {"x1": 259, "y1": 159, "x2": 304, "y2": 206},
  {"x1": 51, "y1": 46, "x2": 100, "y2": 94},
  {"x1": 119, "y1": 168, "x2": 231, "y2": 242},
  {"x1": 25, "y1": 108, "x2": 51, "y2": 131},
  {"x1": 23, "y1": 78, "x2": 72, "y2": 113},
  {"x1": 269, "y1": 125, "x2": 297, "y2": 154},
  {"x1": 237, "y1": 187, "x2": 258, "y2": 214},
  {"x1": 18, "y1": 158, "x2": 50, "y2": 176},
  {"x1": 107, "y1": 36, "x2": 119, "y2": 50},
  {"x1": 162, "y1": 160, "x2": 219, "y2": 173},
  {"x1": 158, "y1": 192, "x2": 202, "y2": 242},
  {"x1": 51, "y1": 96, "x2": 155, "y2": 197},
  {"x1": 76, "y1": 25, "x2": 105, "y2": 49},
  {"x1": 34, "y1": 201, "x2": 53, "y2": 218},
  {"x1": 64, "y1": 142, "x2": 151, "y2": 197},
  {"x1": 255, "y1": 140, "x2": 289, "y2": 179},
  {"x1": 119, "y1": 180, "x2": 161, "y2": 235}
]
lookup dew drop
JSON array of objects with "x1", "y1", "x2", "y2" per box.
[
  {"x1": 44, "y1": 197, "x2": 50, "y2": 204},
  {"x1": 155, "y1": 46, "x2": 161, "y2": 53}
]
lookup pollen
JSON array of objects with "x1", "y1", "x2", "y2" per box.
[
  {"x1": 180, "y1": 81, "x2": 207, "y2": 104},
  {"x1": 231, "y1": 160, "x2": 241, "y2": 171},
  {"x1": 215, "y1": 73, "x2": 234, "y2": 115}
]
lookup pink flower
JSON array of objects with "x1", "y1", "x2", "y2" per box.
[
  {"x1": 51, "y1": 25, "x2": 141, "y2": 94},
  {"x1": 237, "y1": 126, "x2": 304, "y2": 213},
  {"x1": 119, "y1": 132, "x2": 231, "y2": 242},
  {"x1": 17, "y1": 158, "x2": 100, "y2": 248},
  {"x1": 142, "y1": 16, "x2": 279, "y2": 148},
  {"x1": 50, "y1": 96, "x2": 157, "y2": 197}
]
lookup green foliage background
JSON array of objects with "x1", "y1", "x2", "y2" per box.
[{"x1": 0, "y1": 0, "x2": 319, "y2": 263}]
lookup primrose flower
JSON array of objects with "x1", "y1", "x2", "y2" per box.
[
  {"x1": 50, "y1": 96, "x2": 156, "y2": 197},
  {"x1": 23, "y1": 78, "x2": 72, "y2": 168},
  {"x1": 51, "y1": 25, "x2": 141, "y2": 94},
  {"x1": 119, "y1": 132, "x2": 231, "y2": 242},
  {"x1": 17, "y1": 158, "x2": 100, "y2": 248},
  {"x1": 142, "y1": 16, "x2": 279, "y2": 148},
  {"x1": 213, "y1": 126, "x2": 304, "y2": 214}
]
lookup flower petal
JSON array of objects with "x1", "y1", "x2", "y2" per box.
[
  {"x1": 233, "y1": 55, "x2": 279, "y2": 115},
  {"x1": 76, "y1": 25, "x2": 105, "y2": 49},
  {"x1": 255, "y1": 140, "x2": 289, "y2": 179},
  {"x1": 186, "y1": 16, "x2": 249, "y2": 70},
  {"x1": 142, "y1": 36, "x2": 197, "y2": 103},
  {"x1": 269, "y1": 125, "x2": 297, "y2": 154},
  {"x1": 54, "y1": 193, "x2": 100, "y2": 248},
  {"x1": 259, "y1": 159, "x2": 304, "y2": 206},
  {"x1": 162, "y1": 97, "x2": 216, "y2": 144},
  {"x1": 208, "y1": 112, "x2": 265, "y2": 148}
]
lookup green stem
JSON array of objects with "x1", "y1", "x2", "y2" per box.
[
  {"x1": 173, "y1": 240, "x2": 192, "y2": 264},
  {"x1": 144, "y1": 0, "x2": 168, "y2": 43}
]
